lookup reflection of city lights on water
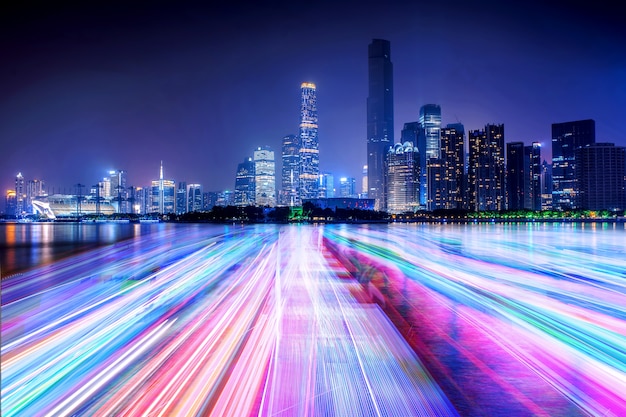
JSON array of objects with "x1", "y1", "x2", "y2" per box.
[{"x1": 2, "y1": 223, "x2": 625, "y2": 416}]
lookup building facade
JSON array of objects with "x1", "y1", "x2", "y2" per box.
[
  {"x1": 468, "y1": 124, "x2": 505, "y2": 211},
  {"x1": 187, "y1": 184, "x2": 203, "y2": 212},
  {"x1": 235, "y1": 157, "x2": 255, "y2": 206},
  {"x1": 386, "y1": 142, "x2": 420, "y2": 214},
  {"x1": 299, "y1": 83, "x2": 319, "y2": 202},
  {"x1": 430, "y1": 123, "x2": 465, "y2": 210},
  {"x1": 367, "y1": 39, "x2": 394, "y2": 211},
  {"x1": 280, "y1": 134, "x2": 300, "y2": 206},
  {"x1": 575, "y1": 143, "x2": 626, "y2": 211},
  {"x1": 255, "y1": 146, "x2": 276, "y2": 207},
  {"x1": 551, "y1": 119, "x2": 595, "y2": 210}
]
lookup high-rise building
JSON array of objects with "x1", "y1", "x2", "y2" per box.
[
  {"x1": 15, "y1": 173, "x2": 25, "y2": 217},
  {"x1": 420, "y1": 105, "x2": 442, "y2": 208},
  {"x1": 540, "y1": 160, "x2": 553, "y2": 210},
  {"x1": 575, "y1": 143, "x2": 626, "y2": 211},
  {"x1": 299, "y1": 82, "x2": 319, "y2": 201},
  {"x1": 22, "y1": 179, "x2": 46, "y2": 215},
  {"x1": 430, "y1": 123, "x2": 465, "y2": 210},
  {"x1": 468, "y1": 124, "x2": 505, "y2": 211},
  {"x1": 318, "y1": 172, "x2": 334, "y2": 199},
  {"x1": 109, "y1": 170, "x2": 128, "y2": 213},
  {"x1": 235, "y1": 157, "x2": 255, "y2": 206},
  {"x1": 204, "y1": 191, "x2": 218, "y2": 210},
  {"x1": 551, "y1": 119, "x2": 595, "y2": 210},
  {"x1": 525, "y1": 142, "x2": 542, "y2": 211},
  {"x1": 281, "y1": 134, "x2": 300, "y2": 206},
  {"x1": 367, "y1": 39, "x2": 393, "y2": 211},
  {"x1": 151, "y1": 162, "x2": 175, "y2": 214},
  {"x1": 187, "y1": 184, "x2": 203, "y2": 212},
  {"x1": 401, "y1": 122, "x2": 423, "y2": 207},
  {"x1": 386, "y1": 142, "x2": 420, "y2": 214},
  {"x1": 176, "y1": 182, "x2": 187, "y2": 214},
  {"x1": 338, "y1": 177, "x2": 357, "y2": 198},
  {"x1": 361, "y1": 165, "x2": 368, "y2": 198},
  {"x1": 506, "y1": 142, "x2": 525, "y2": 210},
  {"x1": 5, "y1": 189, "x2": 16, "y2": 216},
  {"x1": 255, "y1": 146, "x2": 276, "y2": 207}
]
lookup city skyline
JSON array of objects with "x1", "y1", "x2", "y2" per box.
[{"x1": 1, "y1": 1, "x2": 624, "y2": 211}]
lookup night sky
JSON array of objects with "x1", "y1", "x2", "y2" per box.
[{"x1": 1, "y1": 0, "x2": 624, "y2": 210}]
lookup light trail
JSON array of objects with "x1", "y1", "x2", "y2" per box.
[{"x1": 5, "y1": 222, "x2": 623, "y2": 416}]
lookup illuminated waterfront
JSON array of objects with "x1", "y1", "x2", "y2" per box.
[{"x1": 1, "y1": 222, "x2": 625, "y2": 416}]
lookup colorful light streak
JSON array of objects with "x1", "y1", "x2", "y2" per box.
[{"x1": 2, "y1": 224, "x2": 457, "y2": 416}]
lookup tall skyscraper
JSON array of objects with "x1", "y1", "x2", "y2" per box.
[
  {"x1": 109, "y1": 170, "x2": 128, "y2": 213},
  {"x1": 299, "y1": 82, "x2": 319, "y2": 201},
  {"x1": 361, "y1": 165, "x2": 368, "y2": 198},
  {"x1": 235, "y1": 157, "x2": 255, "y2": 206},
  {"x1": 525, "y1": 142, "x2": 542, "y2": 211},
  {"x1": 506, "y1": 142, "x2": 525, "y2": 210},
  {"x1": 468, "y1": 124, "x2": 505, "y2": 211},
  {"x1": 338, "y1": 177, "x2": 357, "y2": 198},
  {"x1": 318, "y1": 172, "x2": 334, "y2": 199},
  {"x1": 15, "y1": 173, "x2": 25, "y2": 216},
  {"x1": 254, "y1": 146, "x2": 276, "y2": 207},
  {"x1": 151, "y1": 162, "x2": 175, "y2": 214},
  {"x1": 420, "y1": 104, "x2": 442, "y2": 208},
  {"x1": 551, "y1": 119, "x2": 595, "y2": 210},
  {"x1": 187, "y1": 184, "x2": 203, "y2": 212},
  {"x1": 575, "y1": 143, "x2": 625, "y2": 211},
  {"x1": 367, "y1": 39, "x2": 393, "y2": 211},
  {"x1": 281, "y1": 134, "x2": 300, "y2": 206},
  {"x1": 386, "y1": 142, "x2": 420, "y2": 214},
  {"x1": 176, "y1": 182, "x2": 187, "y2": 214},
  {"x1": 431, "y1": 123, "x2": 465, "y2": 210}
]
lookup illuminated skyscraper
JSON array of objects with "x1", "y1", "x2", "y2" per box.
[
  {"x1": 552, "y1": 119, "x2": 595, "y2": 210},
  {"x1": 255, "y1": 146, "x2": 276, "y2": 207},
  {"x1": 367, "y1": 39, "x2": 393, "y2": 211},
  {"x1": 15, "y1": 173, "x2": 25, "y2": 216},
  {"x1": 109, "y1": 170, "x2": 128, "y2": 213},
  {"x1": 187, "y1": 184, "x2": 203, "y2": 212},
  {"x1": 319, "y1": 172, "x2": 334, "y2": 199},
  {"x1": 468, "y1": 124, "x2": 505, "y2": 211},
  {"x1": 339, "y1": 177, "x2": 357, "y2": 198},
  {"x1": 525, "y1": 142, "x2": 542, "y2": 211},
  {"x1": 151, "y1": 162, "x2": 175, "y2": 214},
  {"x1": 281, "y1": 134, "x2": 300, "y2": 206},
  {"x1": 420, "y1": 104, "x2": 442, "y2": 207},
  {"x1": 235, "y1": 157, "x2": 255, "y2": 206},
  {"x1": 176, "y1": 182, "x2": 187, "y2": 214},
  {"x1": 299, "y1": 82, "x2": 319, "y2": 201},
  {"x1": 430, "y1": 123, "x2": 465, "y2": 210},
  {"x1": 386, "y1": 142, "x2": 420, "y2": 214}
]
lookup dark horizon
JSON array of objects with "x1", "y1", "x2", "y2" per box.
[{"x1": 1, "y1": 1, "x2": 624, "y2": 211}]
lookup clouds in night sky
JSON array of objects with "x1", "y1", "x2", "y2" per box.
[{"x1": 1, "y1": 0, "x2": 624, "y2": 206}]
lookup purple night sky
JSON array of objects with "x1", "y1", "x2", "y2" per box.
[{"x1": 1, "y1": 0, "x2": 624, "y2": 210}]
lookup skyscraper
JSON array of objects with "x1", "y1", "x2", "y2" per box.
[
  {"x1": 551, "y1": 119, "x2": 595, "y2": 210},
  {"x1": 318, "y1": 172, "x2": 334, "y2": 199},
  {"x1": 187, "y1": 184, "x2": 203, "y2": 212},
  {"x1": 254, "y1": 146, "x2": 276, "y2": 207},
  {"x1": 575, "y1": 143, "x2": 625, "y2": 211},
  {"x1": 338, "y1": 177, "x2": 357, "y2": 198},
  {"x1": 15, "y1": 173, "x2": 25, "y2": 217},
  {"x1": 420, "y1": 104, "x2": 442, "y2": 208},
  {"x1": 299, "y1": 82, "x2": 319, "y2": 202},
  {"x1": 281, "y1": 134, "x2": 300, "y2": 206},
  {"x1": 176, "y1": 182, "x2": 187, "y2": 214},
  {"x1": 367, "y1": 39, "x2": 393, "y2": 211},
  {"x1": 151, "y1": 162, "x2": 175, "y2": 214},
  {"x1": 506, "y1": 142, "x2": 525, "y2": 210},
  {"x1": 525, "y1": 142, "x2": 542, "y2": 211},
  {"x1": 432, "y1": 123, "x2": 465, "y2": 210},
  {"x1": 468, "y1": 124, "x2": 505, "y2": 211},
  {"x1": 235, "y1": 157, "x2": 255, "y2": 206},
  {"x1": 386, "y1": 142, "x2": 420, "y2": 214}
]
